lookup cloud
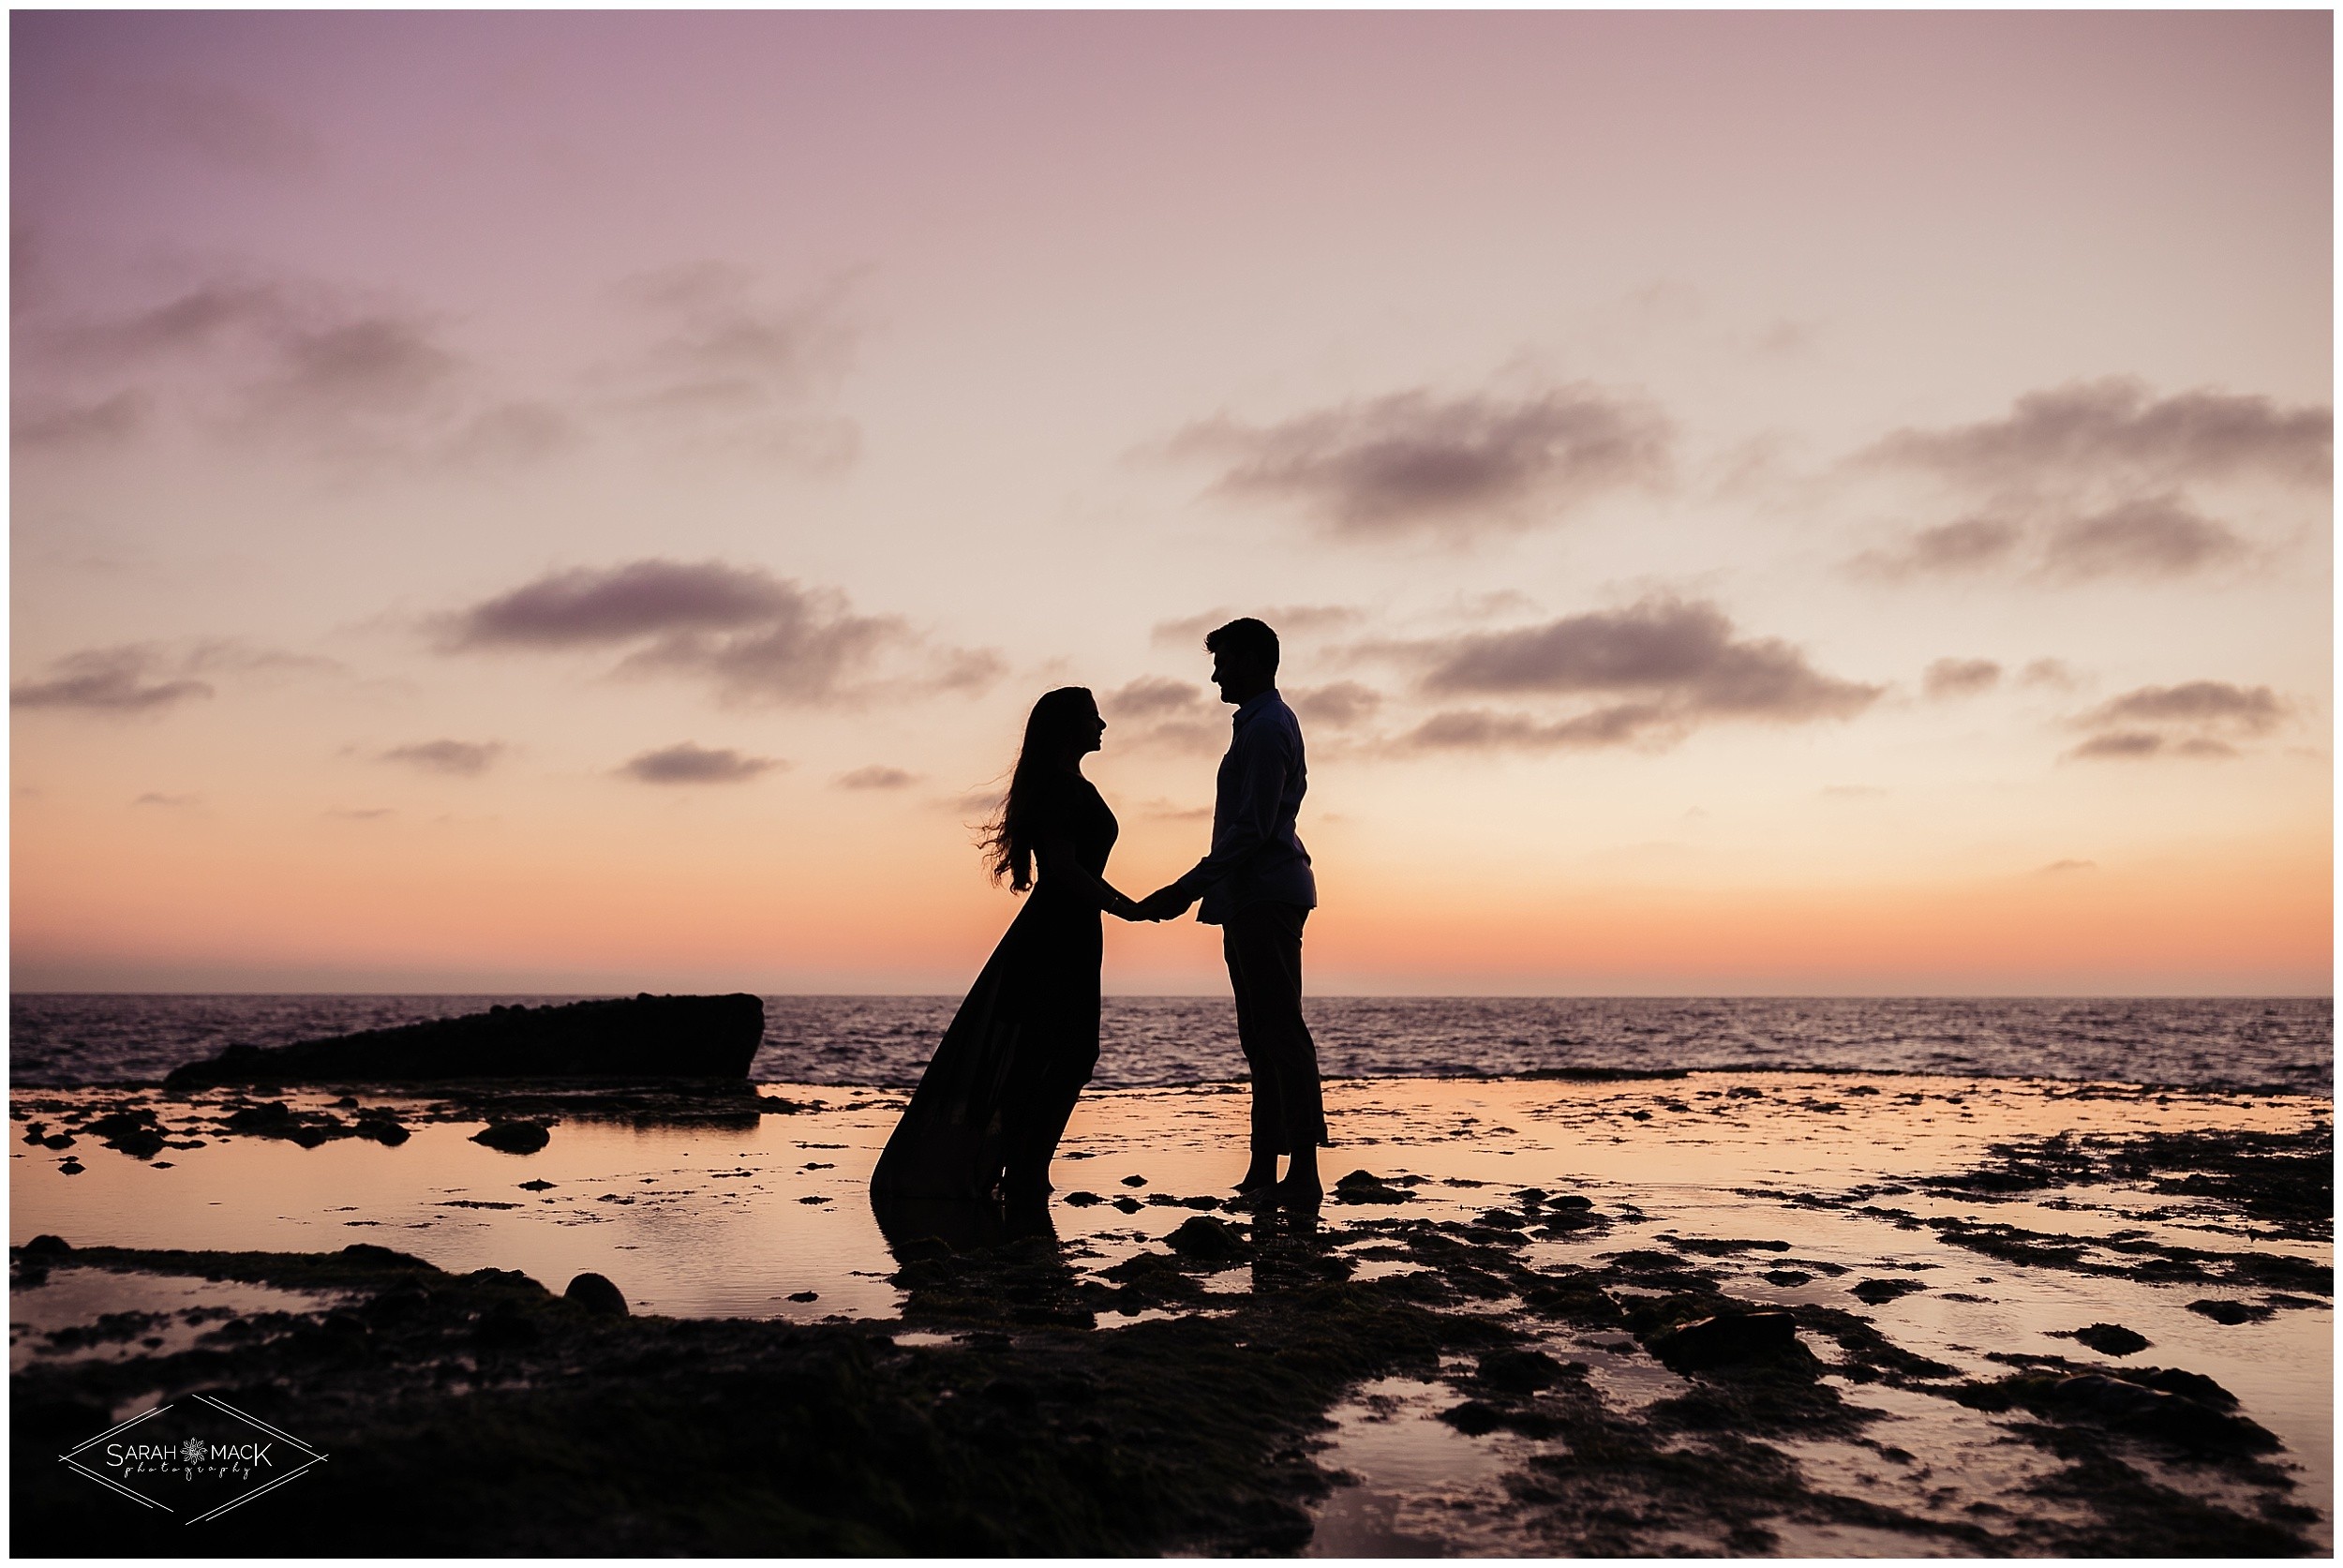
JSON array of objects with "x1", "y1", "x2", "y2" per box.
[
  {"x1": 1861, "y1": 378, "x2": 2332, "y2": 492},
  {"x1": 1101, "y1": 677, "x2": 1209, "y2": 721},
  {"x1": 1410, "y1": 598, "x2": 1877, "y2": 718},
  {"x1": 1149, "y1": 604, "x2": 1364, "y2": 649},
  {"x1": 837, "y1": 765, "x2": 918, "y2": 790},
  {"x1": 1923, "y1": 658, "x2": 2001, "y2": 699},
  {"x1": 1849, "y1": 516, "x2": 2022, "y2": 578},
  {"x1": 619, "y1": 742, "x2": 783, "y2": 784},
  {"x1": 2064, "y1": 679, "x2": 2283, "y2": 762},
  {"x1": 1397, "y1": 703, "x2": 1675, "y2": 752},
  {"x1": 2019, "y1": 659, "x2": 2079, "y2": 690},
  {"x1": 1360, "y1": 597, "x2": 1879, "y2": 754},
  {"x1": 381, "y1": 739, "x2": 504, "y2": 777},
  {"x1": 603, "y1": 262, "x2": 862, "y2": 470},
  {"x1": 447, "y1": 560, "x2": 802, "y2": 649},
  {"x1": 11, "y1": 390, "x2": 149, "y2": 449},
  {"x1": 442, "y1": 559, "x2": 994, "y2": 708},
  {"x1": 2039, "y1": 859, "x2": 2097, "y2": 874},
  {"x1": 132, "y1": 792, "x2": 199, "y2": 808},
  {"x1": 1167, "y1": 385, "x2": 1671, "y2": 539},
  {"x1": 2079, "y1": 681, "x2": 2286, "y2": 736},
  {"x1": 1287, "y1": 681, "x2": 1383, "y2": 729},
  {"x1": 112, "y1": 76, "x2": 322, "y2": 175},
  {"x1": 1098, "y1": 676, "x2": 1226, "y2": 753},
  {"x1": 325, "y1": 807, "x2": 395, "y2": 821},
  {"x1": 11, "y1": 646, "x2": 214, "y2": 713},
  {"x1": 2065, "y1": 731, "x2": 2237, "y2": 762},
  {"x1": 2037, "y1": 496, "x2": 2249, "y2": 580}
]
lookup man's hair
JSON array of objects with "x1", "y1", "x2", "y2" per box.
[{"x1": 1204, "y1": 617, "x2": 1279, "y2": 675}]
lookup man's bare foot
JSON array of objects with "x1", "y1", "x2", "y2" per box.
[
  {"x1": 1272, "y1": 1175, "x2": 1321, "y2": 1208},
  {"x1": 1234, "y1": 1161, "x2": 1278, "y2": 1194}
]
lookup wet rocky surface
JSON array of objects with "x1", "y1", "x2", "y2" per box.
[{"x1": 9, "y1": 1072, "x2": 2331, "y2": 1555}]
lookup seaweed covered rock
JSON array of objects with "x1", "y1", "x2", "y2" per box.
[
  {"x1": 1647, "y1": 1309, "x2": 1803, "y2": 1372},
  {"x1": 164, "y1": 993, "x2": 764, "y2": 1087},
  {"x1": 471, "y1": 1120, "x2": 552, "y2": 1155}
]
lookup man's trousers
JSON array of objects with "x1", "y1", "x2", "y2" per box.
[{"x1": 1221, "y1": 901, "x2": 1327, "y2": 1155}]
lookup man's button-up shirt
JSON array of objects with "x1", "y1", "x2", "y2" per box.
[{"x1": 1171, "y1": 689, "x2": 1317, "y2": 925}]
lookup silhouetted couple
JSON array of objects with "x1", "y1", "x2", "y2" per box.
[{"x1": 869, "y1": 618, "x2": 1328, "y2": 1211}]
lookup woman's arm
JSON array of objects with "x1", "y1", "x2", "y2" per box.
[{"x1": 1036, "y1": 832, "x2": 1142, "y2": 918}]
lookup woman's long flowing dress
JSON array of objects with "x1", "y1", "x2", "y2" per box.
[{"x1": 869, "y1": 775, "x2": 1117, "y2": 1200}]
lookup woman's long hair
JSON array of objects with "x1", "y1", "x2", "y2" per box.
[{"x1": 980, "y1": 686, "x2": 1097, "y2": 892}]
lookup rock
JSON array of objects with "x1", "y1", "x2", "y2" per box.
[
  {"x1": 564, "y1": 1273, "x2": 630, "y2": 1316},
  {"x1": 341, "y1": 1243, "x2": 433, "y2": 1267},
  {"x1": 2142, "y1": 1366, "x2": 2237, "y2": 1408},
  {"x1": 1333, "y1": 1170, "x2": 1414, "y2": 1204},
  {"x1": 2068, "y1": 1322, "x2": 2151, "y2": 1356},
  {"x1": 471, "y1": 1120, "x2": 551, "y2": 1155},
  {"x1": 21, "y1": 1122, "x2": 47, "y2": 1146},
  {"x1": 1852, "y1": 1277, "x2": 1926, "y2": 1305},
  {"x1": 1165, "y1": 1216, "x2": 1248, "y2": 1262},
  {"x1": 1112, "y1": 1197, "x2": 1143, "y2": 1215},
  {"x1": 1476, "y1": 1347, "x2": 1565, "y2": 1393},
  {"x1": 165, "y1": 993, "x2": 766, "y2": 1087},
  {"x1": 1440, "y1": 1399, "x2": 1504, "y2": 1436},
  {"x1": 1548, "y1": 1194, "x2": 1595, "y2": 1211},
  {"x1": 353, "y1": 1114, "x2": 411, "y2": 1146},
  {"x1": 1063, "y1": 1191, "x2": 1103, "y2": 1206},
  {"x1": 1474, "y1": 1209, "x2": 1529, "y2": 1230},
  {"x1": 20, "y1": 1234, "x2": 72, "y2": 1258},
  {"x1": 474, "y1": 1303, "x2": 542, "y2": 1348},
  {"x1": 1763, "y1": 1270, "x2": 1813, "y2": 1287},
  {"x1": 2186, "y1": 1298, "x2": 2274, "y2": 1325},
  {"x1": 2046, "y1": 1372, "x2": 2276, "y2": 1452},
  {"x1": 57, "y1": 1158, "x2": 84, "y2": 1175},
  {"x1": 1120, "y1": 1175, "x2": 1148, "y2": 1187},
  {"x1": 1648, "y1": 1309, "x2": 1802, "y2": 1372},
  {"x1": 785, "y1": 1290, "x2": 818, "y2": 1304},
  {"x1": 518, "y1": 1179, "x2": 557, "y2": 1191},
  {"x1": 85, "y1": 1109, "x2": 168, "y2": 1158}
]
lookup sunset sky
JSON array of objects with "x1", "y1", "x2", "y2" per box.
[{"x1": 11, "y1": 11, "x2": 2331, "y2": 995}]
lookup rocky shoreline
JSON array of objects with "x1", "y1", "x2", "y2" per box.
[{"x1": 9, "y1": 1075, "x2": 2331, "y2": 1555}]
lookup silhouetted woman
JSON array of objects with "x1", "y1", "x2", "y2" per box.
[{"x1": 870, "y1": 687, "x2": 1141, "y2": 1202}]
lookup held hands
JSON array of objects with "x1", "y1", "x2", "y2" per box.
[{"x1": 1132, "y1": 886, "x2": 1193, "y2": 922}]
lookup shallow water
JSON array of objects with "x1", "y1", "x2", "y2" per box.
[
  {"x1": 11, "y1": 1071, "x2": 2330, "y2": 1555},
  {"x1": 11, "y1": 993, "x2": 2330, "y2": 1094}
]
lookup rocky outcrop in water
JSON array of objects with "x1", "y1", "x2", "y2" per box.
[{"x1": 162, "y1": 993, "x2": 764, "y2": 1087}]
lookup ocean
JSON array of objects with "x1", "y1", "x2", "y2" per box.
[{"x1": 7, "y1": 993, "x2": 2331, "y2": 1096}]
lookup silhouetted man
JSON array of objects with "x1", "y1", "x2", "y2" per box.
[{"x1": 1137, "y1": 618, "x2": 1326, "y2": 1204}]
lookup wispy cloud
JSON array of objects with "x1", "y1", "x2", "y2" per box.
[
  {"x1": 381, "y1": 739, "x2": 505, "y2": 777},
  {"x1": 2064, "y1": 679, "x2": 2286, "y2": 762},
  {"x1": 1099, "y1": 676, "x2": 1224, "y2": 754},
  {"x1": 1148, "y1": 604, "x2": 1364, "y2": 649},
  {"x1": 1847, "y1": 378, "x2": 2321, "y2": 585},
  {"x1": 11, "y1": 646, "x2": 214, "y2": 713},
  {"x1": 2079, "y1": 680, "x2": 2285, "y2": 735},
  {"x1": 600, "y1": 261, "x2": 862, "y2": 469},
  {"x1": 619, "y1": 742, "x2": 783, "y2": 784},
  {"x1": 1923, "y1": 658, "x2": 2001, "y2": 699},
  {"x1": 1364, "y1": 596, "x2": 1880, "y2": 753},
  {"x1": 1167, "y1": 385, "x2": 1670, "y2": 540},
  {"x1": 2037, "y1": 496, "x2": 2250, "y2": 580},
  {"x1": 836, "y1": 765, "x2": 918, "y2": 790},
  {"x1": 441, "y1": 559, "x2": 1000, "y2": 709},
  {"x1": 1860, "y1": 378, "x2": 2331, "y2": 492}
]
